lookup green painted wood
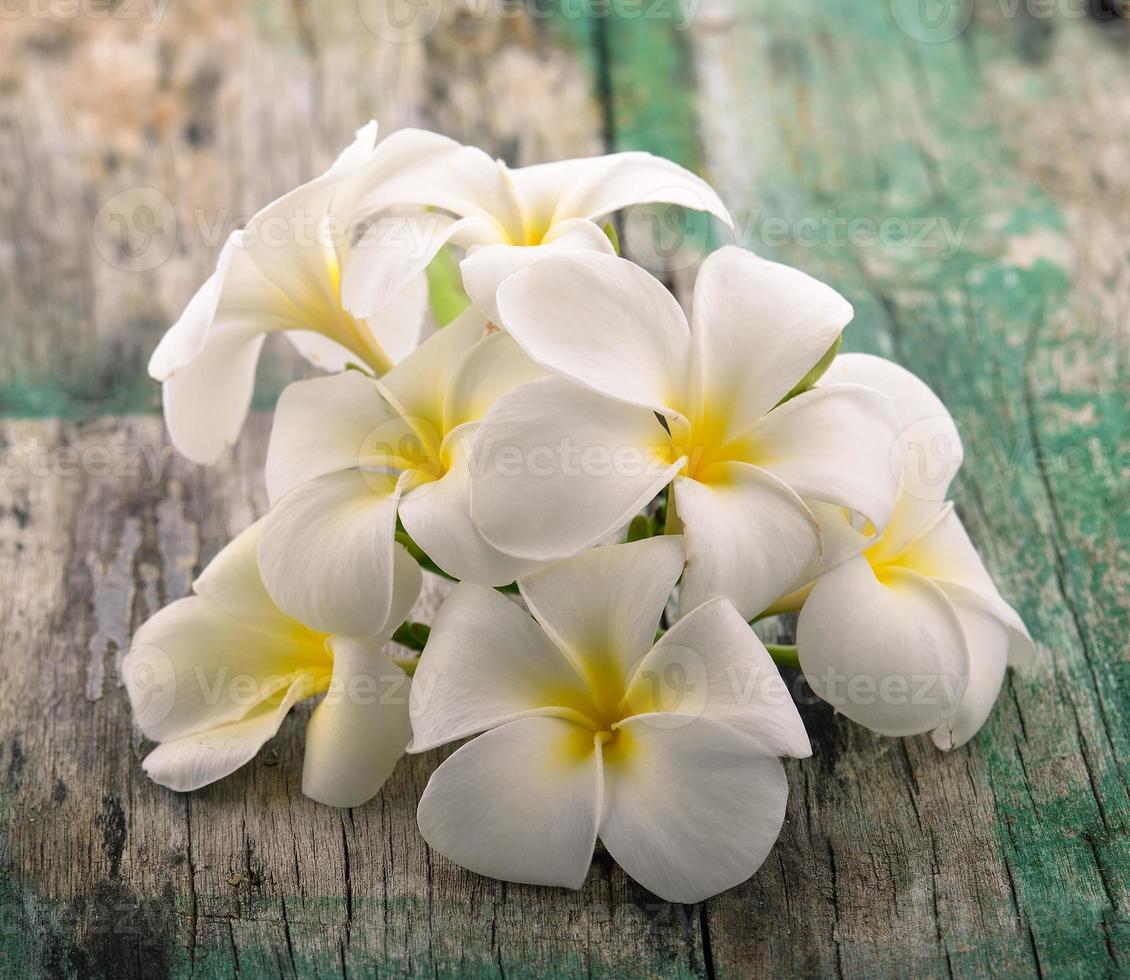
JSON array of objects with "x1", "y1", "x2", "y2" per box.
[{"x1": 0, "y1": 0, "x2": 1127, "y2": 977}]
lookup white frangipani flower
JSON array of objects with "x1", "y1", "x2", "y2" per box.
[
  {"x1": 122, "y1": 520, "x2": 421, "y2": 807},
  {"x1": 341, "y1": 140, "x2": 732, "y2": 324},
  {"x1": 257, "y1": 307, "x2": 545, "y2": 638},
  {"x1": 149, "y1": 122, "x2": 454, "y2": 464},
  {"x1": 795, "y1": 354, "x2": 1034, "y2": 747},
  {"x1": 469, "y1": 246, "x2": 902, "y2": 620},
  {"x1": 408, "y1": 537, "x2": 810, "y2": 902}
]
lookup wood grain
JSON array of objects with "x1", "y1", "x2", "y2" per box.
[{"x1": 0, "y1": 0, "x2": 1127, "y2": 976}]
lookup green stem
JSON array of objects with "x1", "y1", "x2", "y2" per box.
[
  {"x1": 394, "y1": 530, "x2": 457, "y2": 583},
  {"x1": 663, "y1": 485, "x2": 682, "y2": 535},
  {"x1": 396, "y1": 528, "x2": 520, "y2": 596},
  {"x1": 392, "y1": 657, "x2": 419, "y2": 677},
  {"x1": 763, "y1": 643, "x2": 800, "y2": 669}
]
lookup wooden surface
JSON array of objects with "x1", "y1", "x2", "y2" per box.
[{"x1": 1, "y1": 0, "x2": 1128, "y2": 976}]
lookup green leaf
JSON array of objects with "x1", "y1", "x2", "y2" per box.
[
  {"x1": 777, "y1": 335, "x2": 841, "y2": 406},
  {"x1": 426, "y1": 245, "x2": 471, "y2": 326},
  {"x1": 762, "y1": 643, "x2": 801, "y2": 669},
  {"x1": 626, "y1": 514, "x2": 654, "y2": 542},
  {"x1": 392, "y1": 621, "x2": 431, "y2": 652},
  {"x1": 603, "y1": 221, "x2": 621, "y2": 256}
]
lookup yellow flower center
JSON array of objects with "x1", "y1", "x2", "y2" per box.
[{"x1": 664, "y1": 414, "x2": 756, "y2": 482}]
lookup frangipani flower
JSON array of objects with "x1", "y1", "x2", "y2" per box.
[
  {"x1": 341, "y1": 140, "x2": 731, "y2": 324},
  {"x1": 469, "y1": 247, "x2": 902, "y2": 620},
  {"x1": 795, "y1": 354, "x2": 1034, "y2": 747},
  {"x1": 408, "y1": 537, "x2": 810, "y2": 902},
  {"x1": 122, "y1": 520, "x2": 421, "y2": 807},
  {"x1": 257, "y1": 307, "x2": 545, "y2": 638},
  {"x1": 150, "y1": 122, "x2": 454, "y2": 464}
]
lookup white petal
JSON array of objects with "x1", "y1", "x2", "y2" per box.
[
  {"x1": 599, "y1": 715, "x2": 787, "y2": 903},
  {"x1": 123, "y1": 521, "x2": 329, "y2": 745},
  {"x1": 377, "y1": 305, "x2": 491, "y2": 438},
  {"x1": 416, "y1": 716, "x2": 601, "y2": 889},
  {"x1": 443, "y1": 330, "x2": 548, "y2": 431},
  {"x1": 350, "y1": 127, "x2": 472, "y2": 210},
  {"x1": 191, "y1": 520, "x2": 286, "y2": 630},
  {"x1": 123, "y1": 594, "x2": 327, "y2": 744},
  {"x1": 930, "y1": 598, "x2": 1011, "y2": 750},
  {"x1": 511, "y1": 152, "x2": 731, "y2": 230},
  {"x1": 342, "y1": 213, "x2": 499, "y2": 320},
  {"x1": 159, "y1": 324, "x2": 266, "y2": 465},
  {"x1": 518, "y1": 536, "x2": 685, "y2": 683},
  {"x1": 759, "y1": 501, "x2": 873, "y2": 616},
  {"x1": 408, "y1": 584, "x2": 591, "y2": 752},
  {"x1": 239, "y1": 190, "x2": 368, "y2": 338},
  {"x1": 386, "y1": 541, "x2": 425, "y2": 636},
  {"x1": 690, "y1": 247, "x2": 853, "y2": 437},
  {"x1": 218, "y1": 126, "x2": 436, "y2": 359},
  {"x1": 324, "y1": 120, "x2": 381, "y2": 179},
  {"x1": 796, "y1": 556, "x2": 969, "y2": 736},
  {"x1": 494, "y1": 251, "x2": 690, "y2": 416},
  {"x1": 150, "y1": 125, "x2": 439, "y2": 464},
  {"x1": 825, "y1": 353, "x2": 964, "y2": 548},
  {"x1": 285, "y1": 267, "x2": 428, "y2": 370},
  {"x1": 258, "y1": 469, "x2": 405, "y2": 637},
  {"x1": 624, "y1": 597, "x2": 810, "y2": 758},
  {"x1": 675, "y1": 462, "x2": 821, "y2": 621},
  {"x1": 302, "y1": 640, "x2": 412, "y2": 807},
  {"x1": 399, "y1": 424, "x2": 539, "y2": 586},
  {"x1": 265, "y1": 371, "x2": 408, "y2": 506},
  {"x1": 894, "y1": 506, "x2": 1008, "y2": 611},
  {"x1": 357, "y1": 139, "x2": 524, "y2": 241},
  {"x1": 470, "y1": 375, "x2": 681, "y2": 561},
  {"x1": 459, "y1": 218, "x2": 615, "y2": 324},
  {"x1": 141, "y1": 677, "x2": 314, "y2": 792},
  {"x1": 746, "y1": 382, "x2": 901, "y2": 531},
  {"x1": 366, "y1": 270, "x2": 430, "y2": 364},
  {"x1": 895, "y1": 507, "x2": 1034, "y2": 667},
  {"x1": 148, "y1": 234, "x2": 240, "y2": 380},
  {"x1": 283, "y1": 330, "x2": 360, "y2": 374}
]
